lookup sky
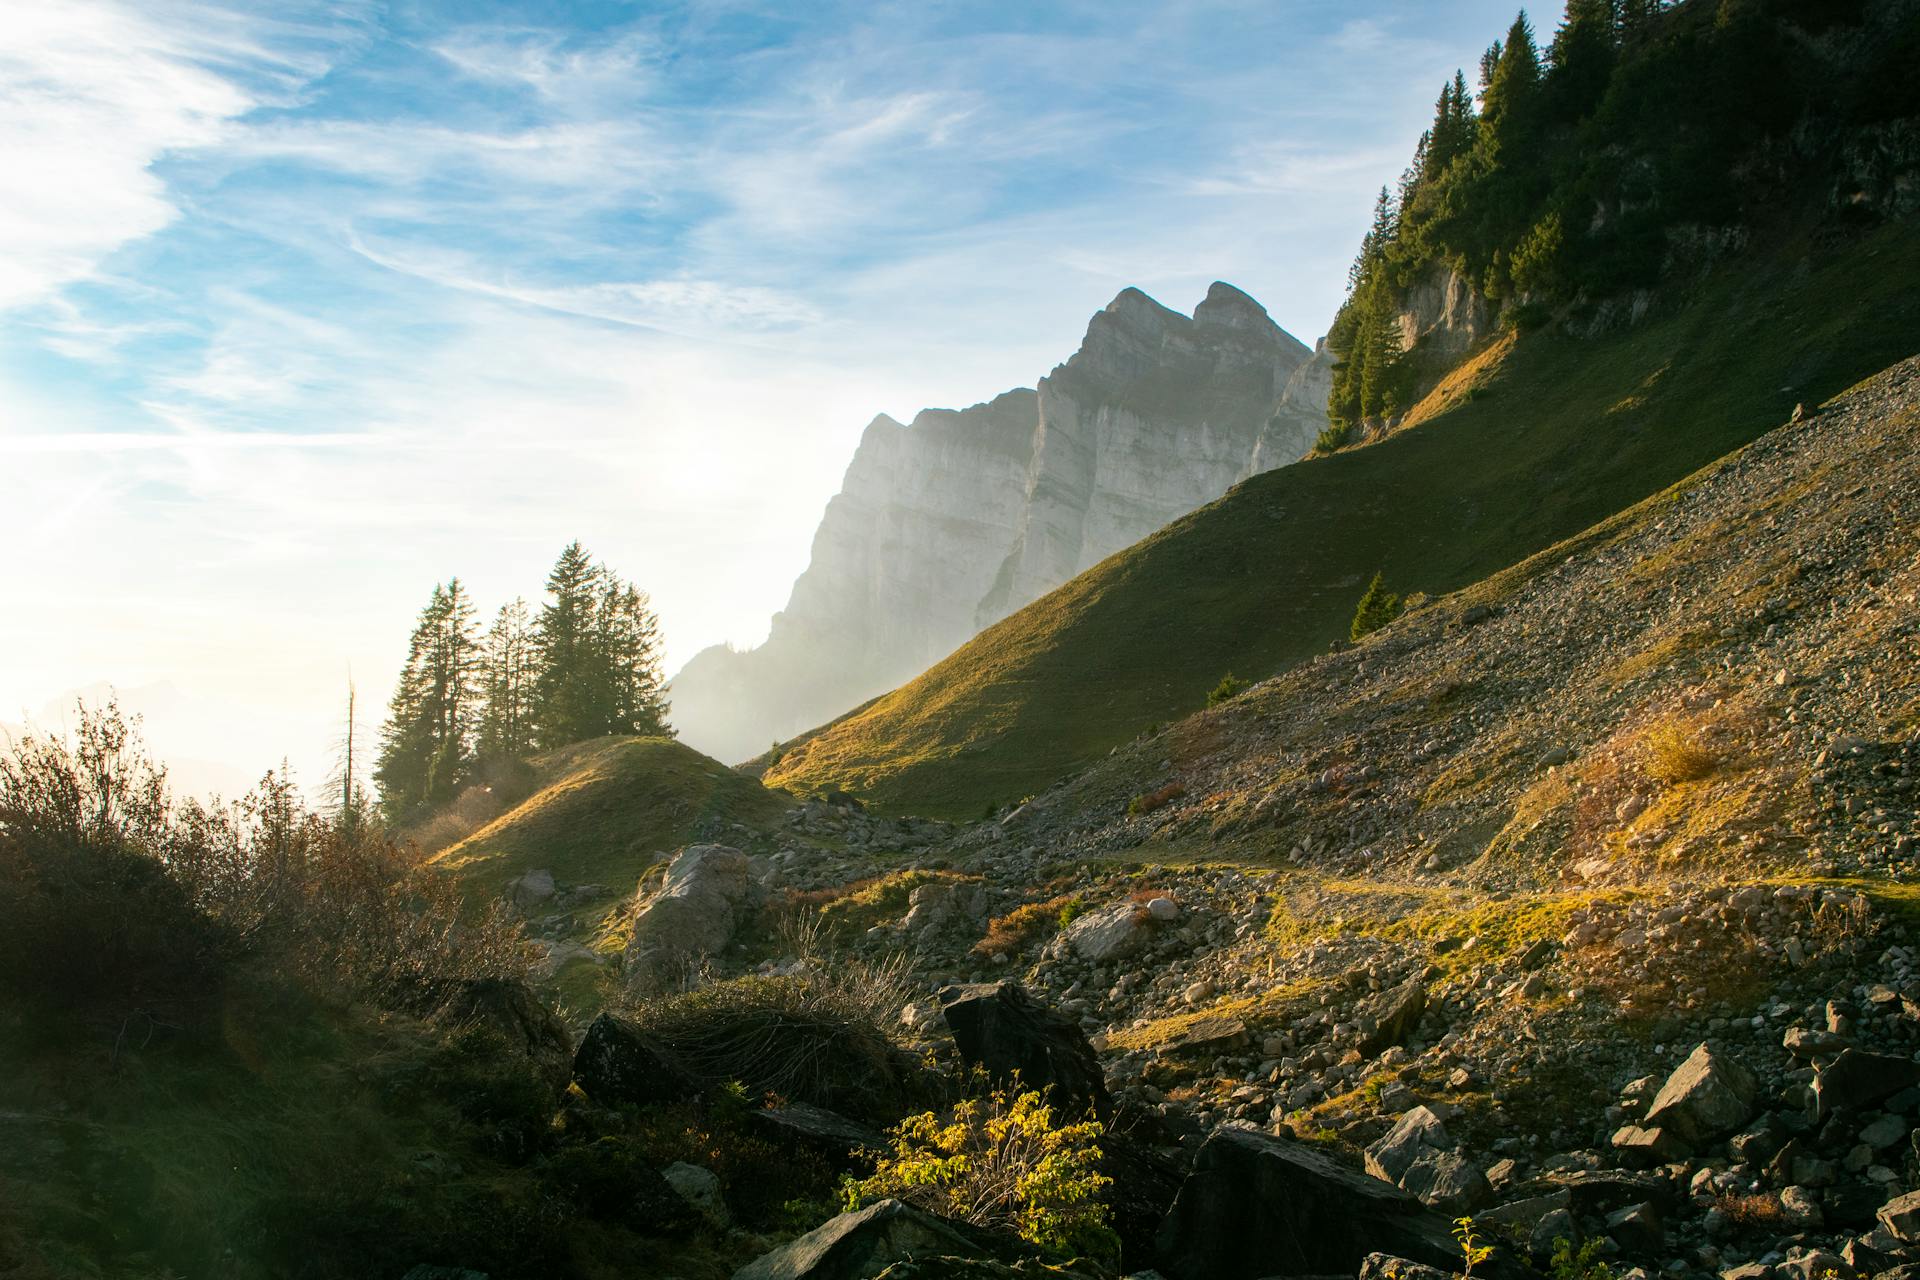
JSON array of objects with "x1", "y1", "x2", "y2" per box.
[{"x1": 0, "y1": 0, "x2": 1553, "y2": 800}]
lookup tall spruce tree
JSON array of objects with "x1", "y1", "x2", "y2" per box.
[
  {"x1": 477, "y1": 598, "x2": 535, "y2": 759},
  {"x1": 1481, "y1": 12, "x2": 1543, "y2": 157},
  {"x1": 598, "y1": 580, "x2": 671, "y2": 738},
  {"x1": 1547, "y1": 0, "x2": 1619, "y2": 124},
  {"x1": 374, "y1": 579, "x2": 481, "y2": 822},
  {"x1": 531, "y1": 541, "x2": 605, "y2": 748}
]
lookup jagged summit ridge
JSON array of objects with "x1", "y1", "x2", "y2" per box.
[{"x1": 669, "y1": 282, "x2": 1329, "y2": 764}]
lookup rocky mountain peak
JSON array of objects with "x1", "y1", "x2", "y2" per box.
[
  {"x1": 668, "y1": 282, "x2": 1329, "y2": 764},
  {"x1": 1193, "y1": 279, "x2": 1285, "y2": 338}
]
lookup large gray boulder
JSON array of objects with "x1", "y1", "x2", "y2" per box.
[
  {"x1": 939, "y1": 982, "x2": 1112, "y2": 1122},
  {"x1": 731, "y1": 1199, "x2": 991, "y2": 1280},
  {"x1": 1365, "y1": 1106, "x2": 1492, "y2": 1213},
  {"x1": 1062, "y1": 901, "x2": 1155, "y2": 962},
  {"x1": 1642, "y1": 1043, "x2": 1757, "y2": 1144},
  {"x1": 1156, "y1": 1125, "x2": 1466, "y2": 1280},
  {"x1": 625, "y1": 844, "x2": 753, "y2": 991}
]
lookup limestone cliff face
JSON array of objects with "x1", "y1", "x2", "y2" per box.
[{"x1": 670, "y1": 282, "x2": 1327, "y2": 764}]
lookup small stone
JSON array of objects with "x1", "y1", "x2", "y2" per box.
[{"x1": 663, "y1": 1162, "x2": 730, "y2": 1227}]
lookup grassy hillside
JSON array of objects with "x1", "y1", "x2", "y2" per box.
[
  {"x1": 765, "y1": 222, "x2": 1920, "y2": 818},
  {"x1": 430, "y1": 736, "x2": 791, "y2": 896}
]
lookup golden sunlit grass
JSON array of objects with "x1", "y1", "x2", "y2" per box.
[{"x1": 1644, "y1": 716, "x2": 1721, "y2": 784}]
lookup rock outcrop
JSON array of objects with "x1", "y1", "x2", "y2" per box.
[
  {"x1": 624, "y1": 844, "x2": 754, "y2": 992},
  {"x1": 939, "y1": 981, "x2": 1112, "y2": 1122},
  {"x1": 669, "y1": 283, "x2": 1327, "y2": 763}
]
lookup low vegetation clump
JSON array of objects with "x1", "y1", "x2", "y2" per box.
[
  {"x1": 1644, "y1": 715, "x2": 1721, "y2": 784},
  {"x1": 1710, "y1": 1192, "x2": 1789, "y2": 1229},
  {"x1": 620, "y1": 968, "x2": 919, "y2": 1123},
  {"x1": 1205, "y1": 673, "x2": 1250, "y2": 708},
  {"x1": 1313, "y1": 421, "x2": 1353, "y2": 453},
  {"x1": 790, "y1": 868, "x2": 980, "y2": 939},
  {"x1": 1127, "y1": 783, "x2": 1186, "y2": 817},
  {"x1": 1547, "y1": 1234, "x2": 1615, "y2": 1280},
  {"x1": 844, "y1": 1085, "x2": 1116, "y2": 1261},
  {"x1": 973, "y1": 892, "x2": 1084, "y2": 959}
]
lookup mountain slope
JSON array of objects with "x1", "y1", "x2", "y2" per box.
[
  {"x1": 669, "y1": 283, "x2": 1329, "y2": 764},
  {"x1": 1002, "y1": 351, "x2": 1920, "y2": 882},
  {"x1": 762, "y1": 221, "x2": 1920, "y2": 817}
]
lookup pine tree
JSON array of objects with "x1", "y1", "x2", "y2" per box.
[
  {"x1": 1482, "y1": 12, "x2": 1543, "y2": 158},
  {"x1": 1349, "y1": 572, "x2": 1403, "y2": 642},
  {"x1": 597, "y1": 580, "x2": 671, "y2": 737},
  {"x1": 1616, "y1": 0, "x2": 1661, "y2": 43},
  {"x1": 531, "y1": 541, "x2": 606, "y2": 749},
  {"x1": 477, "y1": 598, "x2": 535, "y2": 759},
  {"x1": 1547, "y1": 0, "x2": 1618, "y2": 123},
  {"x1": 375, "y1": 580, "x2": 481, "y2": 823}
]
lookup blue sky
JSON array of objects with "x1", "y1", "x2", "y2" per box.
[{"x1": 0, "y1": 0, "x2": 1553, "y2": 795}]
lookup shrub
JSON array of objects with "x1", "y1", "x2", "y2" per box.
[
  {"x1": 1350, "y1": 571, "x2": 1402, "y2": 640},
  {"x1": 1127, "y1": 783, "x2": 1186, "y2": 816},
  {"x1": 622, "y1": 971, "x2": 920, "y2": 1123},
  {"x1": 0, "y1": 703, "x2": 534, "y2": 1031},
  {"x1": 1206, "y1": 673, "x2": 1250, "y2": 708},
  {"x1": 844, "y1": 1086, "x2": 1116, "y2": 1261},
  {"x1": 1547, "y1": 1234, "x2": 1614, "y2": 1280},
  {"x1": 973, "y1": 893, "x2": 1083, "y2": 959},
  {"x1": 1313, "y1": 422, "x2": 1353, "y2": 453},
  {"x1": 1644, "y1": 717, "x2": 1719, "y2": 784}
]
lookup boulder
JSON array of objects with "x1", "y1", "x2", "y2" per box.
[
  {"x1": 1612, "y1": 1124, "x2": 1689, "y2": 1164},
  {"x1": 1643, "y1": 1044, "x2": 1757, "y2": 1143},
  {"x1": 1359, "y1": 1256, "x2": 1452, "y2": 1280},
  {"x1": 1810, "y1": 1050, "x2": 1920, "y2": 1123},
  {"x1": 1476, "y1": 1190, "x2": 1572, "y2": 1233},
  {"x1": 664, "y1": 1161, "x2": 730, "y2": 1228},
  {"x1": 731, "y1": 1199, "x2": 993, "y2": 1280},
  {"x1": 1358, "y1": 981, "x2": 1427, "y2": 1057},
  {"x1": 1062, "y1": 901, "x2": 1154, "y2": 963},
  {"x1": 939, "y1": 982, "x2": 1111, "y2": 1121},
  {"x1": 1155, "y1": 1125, "x2": 1467, "y2": 1280},
  {"x1": 1878, "y1": 1189, "x2": 1920, "y2": 1241},
  {"x1": 569, "y1": 1011, "x2": 697, "y2": 1107},
  {"x1": 750, "y1": 1103, "x2": 888, "y2": 1168},
  {"x1": 626, "y1": 844, "x2": 754, "y2": 992},
  {"x1": 1605, "y1": 1202, "x2": 1664, "y2": 1254},
  {"x1": 1366, "y1": 1107, "x2": 1449, "y2": 1184},
  {"x1": 507, "y1": 868, "x2": 556, "y2": 911},
  {"x1": 1528, "y1": 1169, "x2": 1677, "y2": 1214},
  {"x1": 1366, "y1": 1107, "x2": 1492, "y2": 1214}
]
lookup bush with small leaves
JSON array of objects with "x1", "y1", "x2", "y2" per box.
[
  {"x1": 844, "y1": 1085, "x2": 1116, "y2": 1262},
  {"x1": 1206, "y1": 673, "x2": 1250, "y2": 708}
]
